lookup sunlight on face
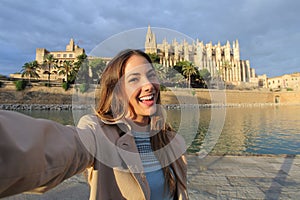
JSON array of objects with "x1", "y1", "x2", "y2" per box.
[{"x1": 124, "y1": 55, "x2": 160, "y2": 124}]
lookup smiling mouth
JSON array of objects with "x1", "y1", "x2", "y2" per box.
[{"x1": 138, "y1": 94, "x2": 155, "y2": 105}]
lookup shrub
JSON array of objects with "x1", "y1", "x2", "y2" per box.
[
  {"x1": 79, "y1": 83, "x2": 89, "y2": 93},
  {"x1": 62, "y1": 82, "x2": 70, "y2": 91},
  {"x1": 14, "y1": 80, "x2": 27, "y2": 91},
  {"x1": 286, "y1": 88, "x2": 293, "y2": 91},
  {"x1": 0, "y1": 74, "x2": 8, "y2": 80},
  {"x1": 44, "y1": 82, "x2": 51, "y2": 87},
  {"x1": 191, "y1": 89, "x2": 196, "y2": 96},
  {"x1": 160, "y1": 85, "x2": 170, "y2": 91}
]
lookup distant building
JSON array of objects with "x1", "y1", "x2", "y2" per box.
[
  {"x1": 268, "y1": 72, "x2": 300, "y2": 90},
  {"x1": 10, "y1": 30, "x2": 269, "y2": 87},
  {"x1": 145, "y1": 25, "x2": 257, "y2": 85},
  {"x1": 35, "y1": 38, "x2": 85, "y2": 80},
  {"x1": 257, "y1": 74, "x2": 268, "y2": 88},
  {"x1": 36, "y1": 38, "x2": 85, "y2": 65}
]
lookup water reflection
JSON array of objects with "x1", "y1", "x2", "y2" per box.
[
  {"x1": 17, "y1": 105, "x2": 300, "y2": 155},
  {"x1": 196, "y1": 106, "x2": 300, "y2": 155},
  {"x1": 169, "y1": 106, "x2": 300, "y2": 155},
  {"x1": 18, "y1": 110, "x2": 74, "y2": 125}
]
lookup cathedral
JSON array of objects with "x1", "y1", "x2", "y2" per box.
[{"x1": 145, "y1": 26, "x2": 257, "y2": 84}]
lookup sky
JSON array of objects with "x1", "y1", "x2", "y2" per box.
[{"x1": 0, "y1": 0, "x2": 299, "y2": 78}]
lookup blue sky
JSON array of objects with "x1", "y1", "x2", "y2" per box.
[{"x1": 0, "y1": 0, "x2": 299, "y2": 77}]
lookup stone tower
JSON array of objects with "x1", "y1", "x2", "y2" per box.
[
  {"x1": 233, "y1": 39, "x2": 240, "y2": 61},
  {"x1": 224, "y1": 40, "x2": 231, "y2": 61},
  {"x1": 35, "y1": 48, "x2": 49, "y2": 64},
  {"x1": 66, "y1": 38, "x2": 75, "y2": 51},
  {"x1": 145, "y1": 25, "x2": 157, "y2": 54}
]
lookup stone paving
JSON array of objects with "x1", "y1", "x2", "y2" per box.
[
  {"x1": 187, "y1": 155, "x2": 300, "y2": 199},
  {"x1": 2, "y1": 155, "x2": 300, "y2": 200}
]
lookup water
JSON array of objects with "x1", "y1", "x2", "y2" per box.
[{"x1": 18, "y1": 105, "x2": 300, "y2": 155}]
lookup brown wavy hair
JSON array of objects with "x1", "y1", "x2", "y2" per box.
[{"x1": 95, "y1": 49, "x2": 186, "y2": 197}]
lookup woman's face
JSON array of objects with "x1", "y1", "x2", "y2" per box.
[{"x1": 123, "y1": 55, "x2": 160, "y2": 124}]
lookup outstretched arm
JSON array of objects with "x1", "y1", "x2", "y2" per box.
[{"x1": 0, "y1": 110, "x2": 96, "y2": 197}]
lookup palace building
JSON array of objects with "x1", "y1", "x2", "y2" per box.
[
  {"x1": 35, "y1": 38, "x2": 85, "y2": 65},
  {"x1": 267, "y1": 72, "x2": 300, "y2": 90},
  {"x1": 35, "y1": 38, "x2": 85, "y2": 81},
  {"x1": 145, "y1": 26, "x2": 257, "y2": 84}
]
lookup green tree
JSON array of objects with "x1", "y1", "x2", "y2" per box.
[
  {"x1": 147, "y1": 53, "x2": 160, "y2": 63},
  {"x1": 199, "y1": 68, "x2": 211, "y2": 87},
  {"x1": 21, "y1": 61, "x2": 40, "y2": 84},
  {"x1": 58, "y1": 60, "x2": 74, "y2": 83},
  {"x1": 181, "y1": 61, "x2": 198, "y2": 88},
  {"x1": 170, "y1": 73, "x2": 185, "y2": 87},
  {"x1": 89, "y1": 58, "x2": 106, "y2": 83},
  {"x1": 43, "y1": 54, "x2": 57, "y2": 86},
  {"x1": 74, "y1": 53, "x2": 89, "y2": 84},
  {"x1": 199, "y1": 69, "x2": 211, "y2": 80},
  {"x1": 153, "y1": 63, "x2": 166, "y2": 82}
]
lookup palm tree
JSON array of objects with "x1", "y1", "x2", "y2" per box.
[
  {"x1": 181, "y1": 61, "x2": 197, "y2": 88},
  {"x1": 58, "y1": 60, "x2": 74, "y2": 83},
  {"x1": 21, "y1": 61, "x2": 40, "y2": 84},
  {"x1": 43, "y1": 54, "x2": 57, "y2": 86},
  {"x1": 74, "y1": 53, "x2": 88, "y2": 69},
  {"x1": 74, "y1": 53, "x2": 89, "y2": 83}
]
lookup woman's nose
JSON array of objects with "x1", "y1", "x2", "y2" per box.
[
  {"x1": 143, "y1": 82, "x2": 154, "y2": 92},
  {"x1": 141, "y1": 78, "x2": 155, "y2": 92}
]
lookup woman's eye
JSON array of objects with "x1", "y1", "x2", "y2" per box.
[
  {"x1": 128, "y1": 78, "x2": 138, "y2": 83},
  {"x1": 148, "y1": 73, "x2": 157, "y2": 79}
]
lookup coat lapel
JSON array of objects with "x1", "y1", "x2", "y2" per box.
[{"x1": 116, "y1": 132, "x2": 151, "y2": 200}]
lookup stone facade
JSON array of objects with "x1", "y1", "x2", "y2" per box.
[
  {"x1": 36, "y1": 38, "x2": 85, "y2": 64},
  {"x1": 35, "y1": 38, "x2": 85, "y2": 80},
  {"x1": 145, "y1": 26, "x2": 257, "y2": 84},
  {"x1": 267, "y1": 72, "x2": 300, "y2": 90}
]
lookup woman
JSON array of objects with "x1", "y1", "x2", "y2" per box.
[{"x1": 0, "y1": 49, "x2": 188, "y2": 199}]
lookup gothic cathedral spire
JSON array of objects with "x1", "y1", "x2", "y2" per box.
[{"x1": 145, "y1": 25, "x2": 157, "y2": 54}]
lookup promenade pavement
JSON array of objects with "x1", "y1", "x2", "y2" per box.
[
  {"x1": 187, "y1": 155, "x2": 300, "y2": 199},
  {"x1": 2, "y1": 155, "x2": 300, "y2": 200}
]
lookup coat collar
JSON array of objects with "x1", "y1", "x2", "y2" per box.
[
  {"x1": 99, "y1": 117, "x2": 145, "y2": 171},
  {"x1": 101, "y1": 118, "x2": 151, "y2": 199},
  {"x1": 97, "y1": 115, "x2": 187, "y2": 199}
]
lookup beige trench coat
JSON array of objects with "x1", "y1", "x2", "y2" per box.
[{"x1": 0, "y1": 110, "x2": 188, "y2": 199}]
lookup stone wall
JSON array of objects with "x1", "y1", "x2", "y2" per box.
[
  {"x1": 0, "y1": 84, "x2": 74, "y2": 104},
  {"x1": 277, "y1": 91, "x2": 300, "y2": 104},
  {"x1": 161, "y1": 89, "x2": 299, "y2": 105},
  {"x1": 1, "y1": 84, "x2": 300, "y2": 107}
]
